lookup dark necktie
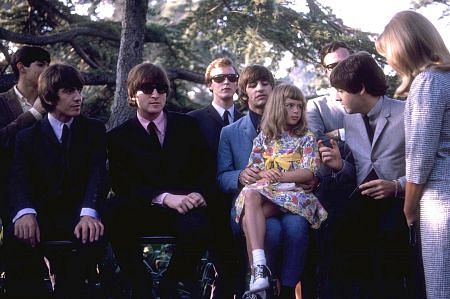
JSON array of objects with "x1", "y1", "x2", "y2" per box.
[
  {"x1": 223, "y1": 110, "x2": 230, "y2": 126},
  {"x1": 61, "y1": 124, "x2": 70, "y2": 150},
  {"x1": 147, "y1": 122, "x2": 161, "y2": 147},
  {"x1": 363, "y1": 114, "x2": 374, "y2": 144}
]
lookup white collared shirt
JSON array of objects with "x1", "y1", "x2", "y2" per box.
[
  {"x1": 212, "y1": 101, "x2": 235, "y2": 124},
  {"x1": 13, "y1": 85, "x2": 43, "y2": 120}
]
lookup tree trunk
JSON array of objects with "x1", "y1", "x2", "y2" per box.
[{"x1": 106, "y1": 0, "x2": 148, "y2": 130}]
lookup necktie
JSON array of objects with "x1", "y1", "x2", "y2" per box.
[
  {"x1": 223, "y1": 110, "x2": 230, "y2": 126},
  {"x1": 147, "y1": 122, "x2": 161, "y2": 147},
  {"x1": 61, "y1": 124, "x2": 70, "y2": 150},
  {"x1": 363, "y1": 114, "x2": 374, "y2": 144}
]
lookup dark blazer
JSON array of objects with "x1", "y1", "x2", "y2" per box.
[
  {"x1": 0, "y1": 88, "x2": 40, "y2": 223},
  {"x1": 9, "y1": 115, "x2": 107, "y2": 230},
  {"x1": 107, "y1": 111, "x2": 213, "y2": 205},
  {"x1": 188, "y1": 104, "x2": 243, "y2": 162}
]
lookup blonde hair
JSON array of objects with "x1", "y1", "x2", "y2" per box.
[
  {"x1": 375, "y1": 10, "x2": 450, "y2": 97},
  {"x1": 261, "y1": 84, "x2": 307, "y2": 140}
]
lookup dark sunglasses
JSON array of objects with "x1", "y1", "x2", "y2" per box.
[
  {"x1": 139, "y1": 83, "x2": 169, "y2": 94},
  {"x1": 324, "y1": 62, "x2": 339, "y2": 71},
  {"x1": 211, "y1": 74, "x2": 239, "y2": 83}
]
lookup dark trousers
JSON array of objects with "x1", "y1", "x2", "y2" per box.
[
  {"x1": 105, "y1": 196, "x2": 208, "y2": 298},
  {"x1": 206, "y1": 193, "x2": 239, "y2": 299},
  {"x1": 4, "y1": 226, "x2": 104, "y2": 299},
  {"x1": 340, "y1": 196, "x2": 411, "y2": 299}
]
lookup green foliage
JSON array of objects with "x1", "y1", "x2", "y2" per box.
[{"x1": 1, "y1": 0, "x2": 433, "y2": 119}]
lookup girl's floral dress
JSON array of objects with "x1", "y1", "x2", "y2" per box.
[{"x1": 235, "y1": 130, "x2": 327, "y2": 229}]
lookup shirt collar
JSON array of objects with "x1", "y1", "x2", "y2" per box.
[
  {"x1": 137, "y1": 110, "x2": 166, "y2": 134},
  {"x1": 366, "y1": 96, "x2": 384, "y2": 121},
  {"x1": 212, "y1": 101, "x2": 235, "y2": 122},
  {"x1": 13, "y1": 85, "x2": 33, "y2": 111},
  {"x1": 48, "y1": 113, "x2": 74, "y2": 142}
]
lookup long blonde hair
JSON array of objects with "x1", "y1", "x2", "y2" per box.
[
  {"x1": 375, "y1": 10, "x2": 450, "y2": 97},
  {"x1": 261, "y1": 84, "x2": 307, "y2": 140}
]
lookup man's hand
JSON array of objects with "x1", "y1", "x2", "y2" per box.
[
  {"x1": 318, "y1": 139, "x2": 343, "y2": 171},
  {"x1": 259, "y1": 169, "x2": 281, "y2": 183},
  {"x1": 239, "y1": 167, "x2": 261, "y2": 185},
  {"x1": 32, "y1": 98, "x2": 46, "y2": 114},
  {"x1": 298, "y1": 176, "x2": 319, "y2": 193},
  {"x1": 14, "y1": 214, "x2": 40, "y2": 247},
  {"x1": 74, "y1": 216, "x2": 104, "y2": 244},
  {"x1": 164, "y1": 194, "x2": 204, "y2": 214},
  {"x1": 359, "y1": 179, "x2": 396, "y2": 200}
]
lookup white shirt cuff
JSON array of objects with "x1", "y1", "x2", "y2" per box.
[
  {"x1": 80, "y1": 208, "x2": 99, "y2": 219},
  {"x1": 152, "y1": 193, "x2": 169, "y2": 206},
  {"x1": 29, "y1": 108, "x2": 43, "y2": 120},
  {"x1": 13, "y1": 208, "x2": 37, "y2": 223},
  {"x1": 339, "y1": 128, "x2": 345, "y2": 141}
]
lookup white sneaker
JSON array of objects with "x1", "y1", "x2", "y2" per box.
[{"x1": 249, "y1": 265, "x2": 271, "y2": 292}]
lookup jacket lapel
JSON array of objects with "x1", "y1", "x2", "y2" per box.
[
  {"x1": 206, "y1": 104, "x2": 224, "y2": 126},
  {"x1": 372, "y1": 97, "x2": 390, "y2": 147}
]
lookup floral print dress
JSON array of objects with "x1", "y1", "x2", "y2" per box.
[{"x1": 235, "y1": 130, "x2": 327, "y2": 229}]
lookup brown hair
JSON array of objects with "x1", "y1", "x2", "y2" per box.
[
  {"x1": 260, "y1": 84, "x2": 307, "y2": 140},
  {"x1": 319, "y1": 41, "x2": 353, "y2": 66},
  {"x1": 11, "y1": 46, "x2": 51, "y2": 78},
  {"x1": 238, "y1": 65, "x2": 275, "y2": 105},
  {"x1": 127, "y1": 63, "x2": 170, "y2": 106},
  {"x1": 38, "y1": 64, "x2": 84, "y2": 112}
]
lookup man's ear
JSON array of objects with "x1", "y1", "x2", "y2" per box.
[
  {"x1": 359, "y1": 85, "x2": 366, "y2": 95},
  {"x1": 207, "y1": 82, "x2": 212, "y2": 92},
  {"x1": 16, "y1": 62, "x2": 26, "y2": 73}
]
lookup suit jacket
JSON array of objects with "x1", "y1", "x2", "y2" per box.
[
  {"x1": 217, "y1": 114, "x2": 256, "y2": 198},
  {"x1": 188, "y1": 104, "x2": 243, "y2": 162},
  {"x1": 343, "y1": 96, "x2": 406, "y2": 186},
  {"x1": 306, "y1": 94, "x2": 345, "y2": 141},
  {"x1": 107, "y1": 111, "x2": 213, "y2": 206},
  {"x1": 0, "y1": 88, "x2": 40, "y2": 223},
  {"x1": 9, "y1": 115, "x2": 107, "y2": 231}
]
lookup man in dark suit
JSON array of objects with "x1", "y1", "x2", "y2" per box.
[
  {"x1": 107, "y1": 63, "x2": 211, "y2": 298},
  {"x1": 4, "y1": 64, "x2": 107, "y2": 299},
  {"x1": 187, "y1": 57, "x2": 243, "y2": 298},
  {"x1": 0, "y1": 46, "x2": 50, "y2": 225}
]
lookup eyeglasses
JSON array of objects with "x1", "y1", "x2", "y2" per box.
[
  {"x1": 139, "y1": 83, "x2": 169, "y2": 94},
  {"x1": 285, "y1": 103, "x2": 303, "y2": 111},
  {"x1": 210, "y1": 74, "x2": 239, "y2": 83},
  {"x1": 324, "y1": 62, "x2": 339, "y2": 71}
]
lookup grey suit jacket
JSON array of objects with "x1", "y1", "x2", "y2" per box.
[
  {"x1": 217, "y1": 114, "x2": 256, "y2": 198},
  {"x1": 306, "y1": 94, "x2": 345, "y2": 141},
  {"x1": 343, "y1": 96, "x2": 406, "y2": 187}
]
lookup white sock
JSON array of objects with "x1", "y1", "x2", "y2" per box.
[{"x1": 252, "y1": 249, "x2": 266, "y2": 266}]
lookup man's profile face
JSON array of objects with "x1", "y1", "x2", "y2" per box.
[
  {"x1": 323, "y1": 47, "x2": 351, "y2": 77},
  {"x1": 208, "y1": 66, "x2": 238, "y2": 103},
  {"x1": 335, "y1": 88, "x2": 364, "y2": 114}
]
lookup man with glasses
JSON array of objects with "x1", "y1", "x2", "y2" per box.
[
  {"x1": 188, "y1": 58, "x2": 243, "y2": 298},
  {"x1": 306, "y1": 41, "x2": 353, "y2": 142},
  {"x1": 107, "y1": 63, "x2": 211, "y2": 298}
]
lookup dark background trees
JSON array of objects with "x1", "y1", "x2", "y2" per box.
[{"x1": 0, "y1": 0, "x2": 448, "y2": 127}]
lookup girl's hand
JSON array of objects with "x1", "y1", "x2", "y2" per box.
[{"x1": 259, "y1": 169, "x2": 281, "y2": 183}]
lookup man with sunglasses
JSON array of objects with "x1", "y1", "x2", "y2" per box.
[
  {"x1": 107, "y1": 63, "x2": 211, "y2": 298},
  {"x1": 188, "y1": 57, "x2": 243, "y2": 298},
  {"x1": 306, "y1": 41, "x2": 353, "y2": 143}
]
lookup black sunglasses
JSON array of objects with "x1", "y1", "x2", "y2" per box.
[
  {"x1": 211, "y1": 74, "x2": 239, "y2": 83},
  {"x1": 324, "y1": 62, "x2": 339, "y2": 71},
  {"x1": 139, "y1": 83, "x2": 169, "y2": 94}
]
